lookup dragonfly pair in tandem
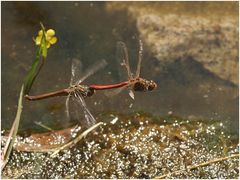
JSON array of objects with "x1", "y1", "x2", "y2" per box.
[{"x1": 25, "y1": 41, "x2": 157, "y2": 126}]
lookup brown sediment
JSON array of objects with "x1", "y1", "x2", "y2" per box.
[{"x1": 2, "y1": 125, "x2": 78, "y2": 152}]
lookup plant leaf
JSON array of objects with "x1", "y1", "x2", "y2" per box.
[
  {"x1": 24, "y1": 22, "x2": 47, "y2": 94},
  {"x1": 23, "y1": 46, "x2": 42, "y2": 94},
  {"x1": 41, "y1": 31, "x2": 47, "y2": 58},
  {"x1": 40, "y1": 22, "x2": 47, "y2": 58}
]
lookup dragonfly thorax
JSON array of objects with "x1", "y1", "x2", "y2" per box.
[
  {"x1": 133, "y1": 78, "x2": 157, "y2": 92},
  {"x1": 70, "y1": 84, "x2": 95, "y2": 97}
]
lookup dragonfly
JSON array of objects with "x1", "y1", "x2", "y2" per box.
[
  {"x1": 25, "y1": 58, "x2": 108, "y2": 126},
  {"x1": 25, "y1": 41, "x2": 157, "y2": 122},
  {"x1": 26, "y1": 41, "x2": 157, "y2": 102},
  {"x1": 89, "y1": 41, "x2": 157, "y2": 99}
]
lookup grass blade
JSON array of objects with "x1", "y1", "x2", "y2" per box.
[
  {"x1": 1, "y1": 85, "x2": 24, "y2": 170},
  {"x1": 51, "y1": 122, "x2": 103, "y2": 157}
]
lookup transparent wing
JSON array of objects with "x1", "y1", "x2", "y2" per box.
[
  {"x1": 129, "y1": 89, "x2": 135, "y2": 100},
  {"x1": 70, "y1": 58, "x2": 107, "y2": 85},
  {"x1": 65, "y1": 94, "x2": 81, "y2": 124},
  {"x1": 135, "y1": 40, "x2": 143, "y2": 78},
  {"x1": 76, "y1": 59, "x2": 107, "y2": 85},
  {"x1": 104, "y1": 86, "x2": 135, "y2": 100},
  {"x1": 117, "y1": 41, "x2": 132, "y2": 81},
  {"x1": 104, "y1": 85, "x2": 127, "y2": 98},
  {"x1": 65, "y1": 94, "x2": 71, "y2": 120},
  {"x1": 73, "y1": 91, "x2": 96, "y2": 127},
  {"x1": 70, "y1": 58, "x2": 83, "y2": 86}
]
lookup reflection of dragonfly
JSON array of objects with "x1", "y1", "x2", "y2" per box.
[
  {"x1": 25, "y1": 59, "x2": 107, "y2": 126},
  {"x1": 89, "y1": 41, "x2": 157, "y2": 99}
]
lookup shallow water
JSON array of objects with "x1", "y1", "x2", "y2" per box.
[
  {"x1": 2, "y1": 1, "x2": 238, "y2": 130},
  {"x1": 1, "y1": 1, "x2": 239, "y2": 178},
  {"x1": 1, "y1": 113, "x2": 239, "y2": 178}
]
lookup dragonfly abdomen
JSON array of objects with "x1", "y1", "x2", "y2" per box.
[{"x1": 25, "y1": 89, "x2": 70, "y2": 101}]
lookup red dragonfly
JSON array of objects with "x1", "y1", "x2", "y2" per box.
[
  {"x1": 25, "y1": 41, "x2": 157, "y2": 123},
  {"x1": 26, "y1": 41, "x2": 157, "y2": 101},
  {"x1": 25, "y1": 58, "x2": 107, "y2": 126},
  {"x1": 89, "y1": 41, "x2": 157, "y2": 99}
]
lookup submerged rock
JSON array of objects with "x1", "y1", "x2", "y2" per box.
[
  {"x1": 137, "y1": 14, "x2": 238, "y2": 85},
  {"x1": 107, "y1": 2, "x2": 239, "y2": 85},
  {"x1": 105, "y1": 2, "x2": 239, "y2": 132}
]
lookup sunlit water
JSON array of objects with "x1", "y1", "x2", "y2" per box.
[
  {"x1": 1, "y1": 2, "x2": 239, "y2": 179},
  {"x1": 1, "y1": 113, "x2": 239, "y2": 178}
]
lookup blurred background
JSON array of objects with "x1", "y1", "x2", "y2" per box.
[{"x1": 1, "y1": 2, "x2": 238, "y2": 134}]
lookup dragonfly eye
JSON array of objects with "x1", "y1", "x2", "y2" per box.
[
  {"x1": 148, "y1": 80, "x2": 157, "y2": 91},
  {"x1": 87, "y1": 88, "x2": 95, "y2": 97},
  {"x1": 133, "y1": 81, "x2": 146, "y2": 91}
]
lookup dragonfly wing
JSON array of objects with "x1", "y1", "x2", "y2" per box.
[
  {"x1": 76, "y1": 59, "x2": 107, "y2": 85},
  {"x1": 70, "y1": 58, "x2": 83, "y2": 86},
  {"x1": 135, "y1": 40, "x2": 143, "y2": 78},
  {"x1": 129, "y1": 89, "x2": 135, "y2": 100},
  {"x1": 65, "y1": 94, "x2": 71, "y2": 120},
  {"x1": 67, "y1": 95, "x2": 81, "y2": 124},
  {"x1": 72, "y1": 91, "x2": 96, "y2": 127},
  {"x1": 117, "y1": 41, "x2": 132, "y2": 81},
  {"x1": 104, "y1": 85, "x2": 127, "y2": 98}
]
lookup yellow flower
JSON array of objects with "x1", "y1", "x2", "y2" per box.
[{"x1": 35, "y1": 29, "x2": 57, "y2": 48}]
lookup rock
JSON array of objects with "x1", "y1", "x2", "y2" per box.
[
  {"x1": 106, "y1": 2, "x2": 239, "y2": 85},
  {"x1": 137, "y1": 14, "x2": 238, "y2": 85}
]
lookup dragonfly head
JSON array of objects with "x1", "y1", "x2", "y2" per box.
[
  {"x1": 147, "y1": 80, "x2": 157, "y2": 91},
  {"x1": 133, "y1": 79, "x2": 157, "y2": 92},
  {"x1": 87, "y1": 88, "x2": 95, "y2": 97}
]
